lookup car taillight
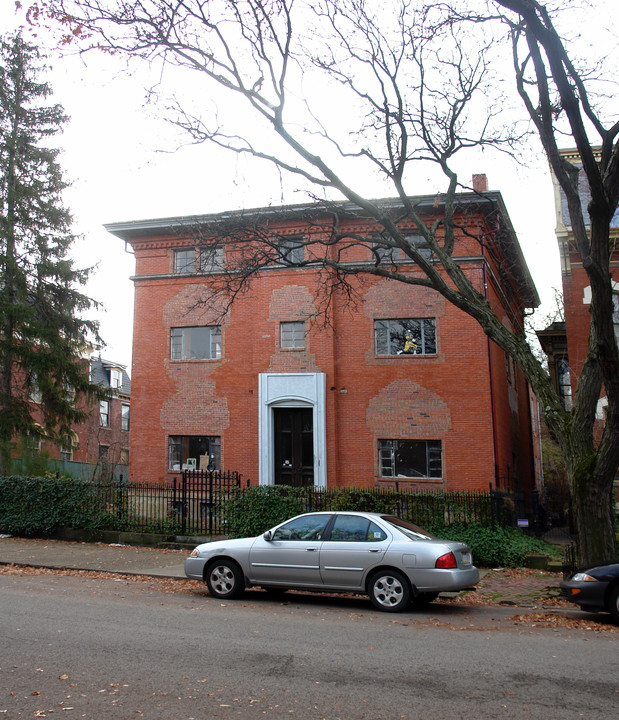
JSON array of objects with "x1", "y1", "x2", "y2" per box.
[{"x1": 435, "y1": 552, "x2": 457, "y2": 569}]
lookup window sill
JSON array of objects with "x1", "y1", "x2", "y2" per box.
[{"x1": 375, "y1": 353, "x2": 438, "y2": 359}]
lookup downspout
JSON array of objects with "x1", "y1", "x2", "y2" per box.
[{"x1": 482, "y1": 262, "x2": 500, "y2": 489}]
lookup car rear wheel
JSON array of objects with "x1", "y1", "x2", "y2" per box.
[
  {"x1": 608, "y1": 584, "x2": 619, "y2": 624},
  {"x1": 206, "y1": 559, "x2": 245, "y2": 599},
  {"x1": 368, "y1": 570, "x2": 411, "y2": 612}
]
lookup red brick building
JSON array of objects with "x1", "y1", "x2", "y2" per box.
[
  {"x1": 544, "y1": 148, "x2": 619, "y2": 504},
  {"x1": 22, "y1": 356, "x2": 130, "y2": 475},
  {"x1": 107, "y1": 190, "x2": 541, "y2": 496}
]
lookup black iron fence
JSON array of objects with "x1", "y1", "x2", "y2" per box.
[
  {"x1": 89, "y1": 472, "x2": 540, "y2": 538},
  {"x1": 92, "y1": 470, "x2": 248, "y2": 536}
]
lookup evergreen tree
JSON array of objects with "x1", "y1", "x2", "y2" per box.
[{"x1": 0, "y1": 32, "x2": 104, "y2": 473}]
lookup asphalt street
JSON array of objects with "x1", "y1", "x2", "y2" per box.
[{"x1": 2, "y1": 570, "x2": 618, "y2": 720}]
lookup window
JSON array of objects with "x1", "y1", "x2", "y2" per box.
[
  {"x1": 378, "y1": 439, "x2": 442, "y2": 479},
  {"x1": 374, "y1": 318, "x2": 437, "y2": 355},
  {"x1": 168, "y1": 435, "x2": 221, "y2": 471},
  {"x1": 121, "y1": 404, "x2": 130, "y2": 431},
  {"x1": 174, "y1": 248, "x2": 196, "y2": 274},
  {"x1": 327, "y1": 515, "x2": 387, "y2": 542},
  {"x1": 29, "y1": 375, "x2": 42, "y2": 403},
  {"x1": 60, "y1": 435, "x2": 74, "y2": 462},
  {"x1": 100, "y1": 400, "x2": 110, "y2": 427},
  {"x1": 280, "y1": 237, "x2": 304, "y2": 264},
  {"x1": 613, "y1": 293, "x2": 619, "y2": 345},
  {"x1": 120, "y1": 448, "x2": 129, "y2": 465},
  {"x1": 199, "y1": 245, "x2": 224, "y2": 272},
  {"x1": 26, "y1": 431, "x2": 41, "y2": 452},
  {"x1": 557, "y1": 356, "x2": 573, "y2": 411},
  {"x1": 372, "y1": 239, "x2": 400, "y2": 264},
  {"x1": 109, "y1": 368, "x2": 123, "y2": 389},
  {"x1": 405, "y1": 234, "x2": 432, "y2": 261},
  {"x1": 99, "y1": 445, "x2": 109, "y2": 459},
  {"x1": 280, "y1": 321, "x2": 305, "y2": 349},
  {"x1": 271, "y1": 514, "x2": 330, "y2": 541},
  {"x1": 170, "y1": 326, "x2": 222, "y2": 360}
]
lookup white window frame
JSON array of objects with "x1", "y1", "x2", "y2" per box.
[
  {"x1": 99, "y1": 400, "x2": 110, "y2": 427},
  {"x1": 121, "y1": 404, "x2": 130, "y2": 431}
]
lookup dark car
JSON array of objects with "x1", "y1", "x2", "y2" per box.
[{"x1": 560, "y1": 562, "x2": 619, "y2": 623}]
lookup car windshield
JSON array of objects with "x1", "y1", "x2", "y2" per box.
[{"x1": 381, "y1": 516, "x2": 436, "y2": 540}]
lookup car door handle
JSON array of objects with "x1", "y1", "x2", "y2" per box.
[
  {"x1": 306, "y1": 547, "x2": 317, "y2": 552},
  {"x1": 369, "y1": 548, "x2": 380, "y2": 553}
]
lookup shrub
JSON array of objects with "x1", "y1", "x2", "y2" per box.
[
  {"x1": 0, "y1": 475, "x2": 114, "y2": 536},
  {"x1": 223, "y1": 485, "x2": 305, "y2": 537},
  {"x1": 427, "y1": 522, "x2": 562, "y2": 567}
]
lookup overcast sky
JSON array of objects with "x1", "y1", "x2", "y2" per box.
[{"x1": 5, "y1": 1, "x2": 615, "y2": 373}]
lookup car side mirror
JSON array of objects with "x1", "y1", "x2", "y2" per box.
[{"x1": 263, "y1": 531, "x2": 272, "y2": 542}]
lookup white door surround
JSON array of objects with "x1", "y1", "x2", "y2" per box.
[{"x1": 258, "y1": 373, "x2": 326, "y2": 487}]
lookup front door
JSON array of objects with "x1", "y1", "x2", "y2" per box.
[{"x1": 274, "y1": 407, "x2": 314, "y2": 486}]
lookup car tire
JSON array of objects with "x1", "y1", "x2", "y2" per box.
[
  {"x1": 206, "y1": 559, "x2": 245, "y2": 600},
  {"x1": 368, "y1": 569, "x2": 411, "y2": 612},
  {"x1": 608, "y1": 584, "x2": 619, "y2": 624}
]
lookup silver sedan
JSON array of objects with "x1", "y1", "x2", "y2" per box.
[{"x1": 185, "y1": 511, "x2": 479, "y2": 612}]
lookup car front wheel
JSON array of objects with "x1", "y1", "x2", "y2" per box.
[
  {"x1": 206, "y1": 559, "x2": 245, "y2": 599},
  {"x1": 368, "y1": 570, "x2": 411, "y2": 612},
  {"x1": 608, "y1": 584, "x2": 619, "y2": 624}
]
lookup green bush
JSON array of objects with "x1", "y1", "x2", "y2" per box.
[
  {"x1": 0, "y1": 475, "x2": 114, "y2": 536},
  {"x1": 427, "y1": 522, "x2": 562, "y2": 567},
  {"x1": 223, "y1": 485, "x2": 306, "y2": 538}
]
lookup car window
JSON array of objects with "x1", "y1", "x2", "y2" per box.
[
  {"x1": 381, "y1": 515, "x2": 435, "y2": 540},
  {"x1": 327, "y1": 516, "x2": 388, "y2": 542},
  {"x1": 272, "y1": 515, "x2": 330, "y2": 541}
]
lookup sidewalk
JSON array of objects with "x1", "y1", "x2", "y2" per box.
[
  {"x1": 0, "y1": 535, "x2": 565, "y2": 607},
  {"x1": 0, "y1": 536, "x2": 188, "y2": 579}
]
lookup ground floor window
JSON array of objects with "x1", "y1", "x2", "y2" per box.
[
  {"x1": 60, "y1": 435, "x2": 75, "y2": 462},
  {"x1": 378, "y1": 439, "x2": 442, "y2": 479},
  {"x1": 168, "y1": 435, "x2": 221, "y2": 472}
]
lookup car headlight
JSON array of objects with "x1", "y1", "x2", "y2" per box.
[
  {"x1": 189, "y1": 548, "x2": 200, "y2": 558},
  {"x1": 572, "y1": 572, "x2": 596, "y2": 582}
]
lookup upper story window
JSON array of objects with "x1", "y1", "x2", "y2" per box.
[
  {"x1": 372, "y1": 239, "x2": 400, "y2": 264},
  {"x1": 121, "y1": 404, "x2": 130, "y2": 431},
  {"x1": 170, "y1": 326, "x2": 222, "y2": 361},
  {"x1": 404, "y1": 234, "x2": 432, "y2": 261},
  {"x1": 174, "y1": 248, "x2": 196, "y2": 274},
  {"x1": 109, "y1": 368, "x2": 123, "y2": 389},
  {"x1": 100, "y1": 400, "x2": 110, "y2": 427},
  {"x1": 280, "y1": 321, "x2": 305, "y2": 349},
  {"x1": 199, "y1": 246, "x2": 224, "y2": 273},
  {"x1": 374, "y1": 318, "x2": 437, "y2": 356},
  {"x1": 280, "y1": 237, "x2": 304, "y2": 264},
  {"x1": 378, "y1": 439, "x2": 442, "y2": 479}
]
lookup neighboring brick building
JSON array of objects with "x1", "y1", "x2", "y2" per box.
[
  {"x1": 23, "y1": 356, "x2": 131, "y2": 474},
  {"x1": 107, "y1": 188, "x2": 541, "y2": 497},
  {"x1": 546, "y1": 147, "x2": 619, "y2": 503}
]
